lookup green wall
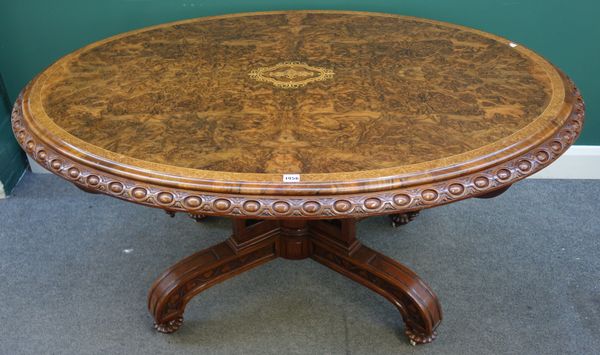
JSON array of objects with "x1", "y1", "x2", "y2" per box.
[
  {"x1": 0, "y1": 73, "x2": 27, "y2": 194},
  {"x1": 0, "y1": 0, "x2": 598, "y2": 149}
]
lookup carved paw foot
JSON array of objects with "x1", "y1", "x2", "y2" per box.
[
  {"x1": 389, "y1": 211, "x2": 420, "y2": 227},
  {"x1": 188, "y1": 213, "x2": 207, "y2": 222},
  {"x1": 405, "y1": 328, "x2": 436, "y2": 346},
  {"x1": 154, "y1": 317, "x2": 183, "y2": 333}
]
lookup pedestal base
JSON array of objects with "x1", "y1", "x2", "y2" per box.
[{"x1": 148, "y1": 218, "x2": 442, "y2": 345}]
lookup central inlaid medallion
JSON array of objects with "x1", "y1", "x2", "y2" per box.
[{"x1": 249, "y1": 62, "x2": 334, "y2": 89}]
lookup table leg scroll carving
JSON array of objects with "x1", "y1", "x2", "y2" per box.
[
  {"x1": 148, "y1": 219, "x2": 441, "y2": 344},
  {"x1": 162, "y1": 211, "x2": 207, "y2": 222},
  {"x1": 148, "y1": 221, "x2": 278, "y2": 333},
  {"x1": 311, "y1": 245, "x2": 441, "y2": 344},
  {"x1": 389, "y1": 211, "x2": 420, "y2": 227},
  {"x1": 188, "y1": 213, "x2": 207, "y2": 222},
  {"x1": 310, "y1": 220, "x2": 442, "y2": 345}
]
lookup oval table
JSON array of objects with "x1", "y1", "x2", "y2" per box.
[{"x1": 11, "y1": 10, "x2": 584, "y2": 345}]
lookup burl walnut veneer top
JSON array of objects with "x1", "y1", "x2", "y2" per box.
[{"x1": 13, "y1": 11, "x2": 583, "y2": 215}]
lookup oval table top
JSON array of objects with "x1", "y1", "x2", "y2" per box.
[{"x1": 12, "y1": 10, "x2": 584, "y2": 219}]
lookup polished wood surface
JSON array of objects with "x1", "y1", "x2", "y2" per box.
[
  {"x1": 12, "y1": 11, "x2": 583, "y2": 219},
  {"x1": 11, "y1": 10, "x2": 585, "y2": 346},
  {"x1": 38, "y1": 12, "x2": 552, "y2": 175}
]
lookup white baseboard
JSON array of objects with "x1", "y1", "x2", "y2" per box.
[
  {"x1": 530, "y1": 145, "x2": 600, "y2": 179},
  {"x1": 28, "y1": 156, "x2": 50, "y2": 174},
  {"x1": 26, "y1": 146, "x2": 600, "y2": 179}
]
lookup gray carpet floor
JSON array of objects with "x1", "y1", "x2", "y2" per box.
[{"x1": 0, "y1": 173, "x2": 599, "y2": 355}]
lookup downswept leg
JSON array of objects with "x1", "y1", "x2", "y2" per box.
[
  {"x1": 310, "y1": 220, "x2": 442, "y2": 345},
  {"x1": 148, "y1": 220, "x2": 279, "y2": 332}
]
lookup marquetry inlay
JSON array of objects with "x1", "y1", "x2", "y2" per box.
[{"x1": 248, "y1": 62, "x2": 334, "y2": 89}]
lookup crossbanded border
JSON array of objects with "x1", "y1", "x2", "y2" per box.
[{"x1": 26, "y1": 145, "x2": 600, "y2": 180}]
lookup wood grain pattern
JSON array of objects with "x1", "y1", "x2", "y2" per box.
[
  {"x1": 10, "y1": 11, "x2": 584, "y2": 218},
  {"x1": 40, "y1": 12, "x2": 551, "y2": 174},
  {"x1": 14, "y1": 11, "x2": 582, "y2": 194}
]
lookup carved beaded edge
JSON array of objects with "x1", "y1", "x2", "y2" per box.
[{"x1": 11, "y1": 80, "x2": 584, "y2": 219}]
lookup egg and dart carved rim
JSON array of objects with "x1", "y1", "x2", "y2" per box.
[
  {"x1": 12, "y1": 76, "x2": 584, "y2": 219},
  {"x1": 11, "y1": 11, "x2": 585, "y2": 219}
]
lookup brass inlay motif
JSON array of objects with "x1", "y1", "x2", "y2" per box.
[{"x1": 249, "y1": 62, "x2": 334, "y2": 89}]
